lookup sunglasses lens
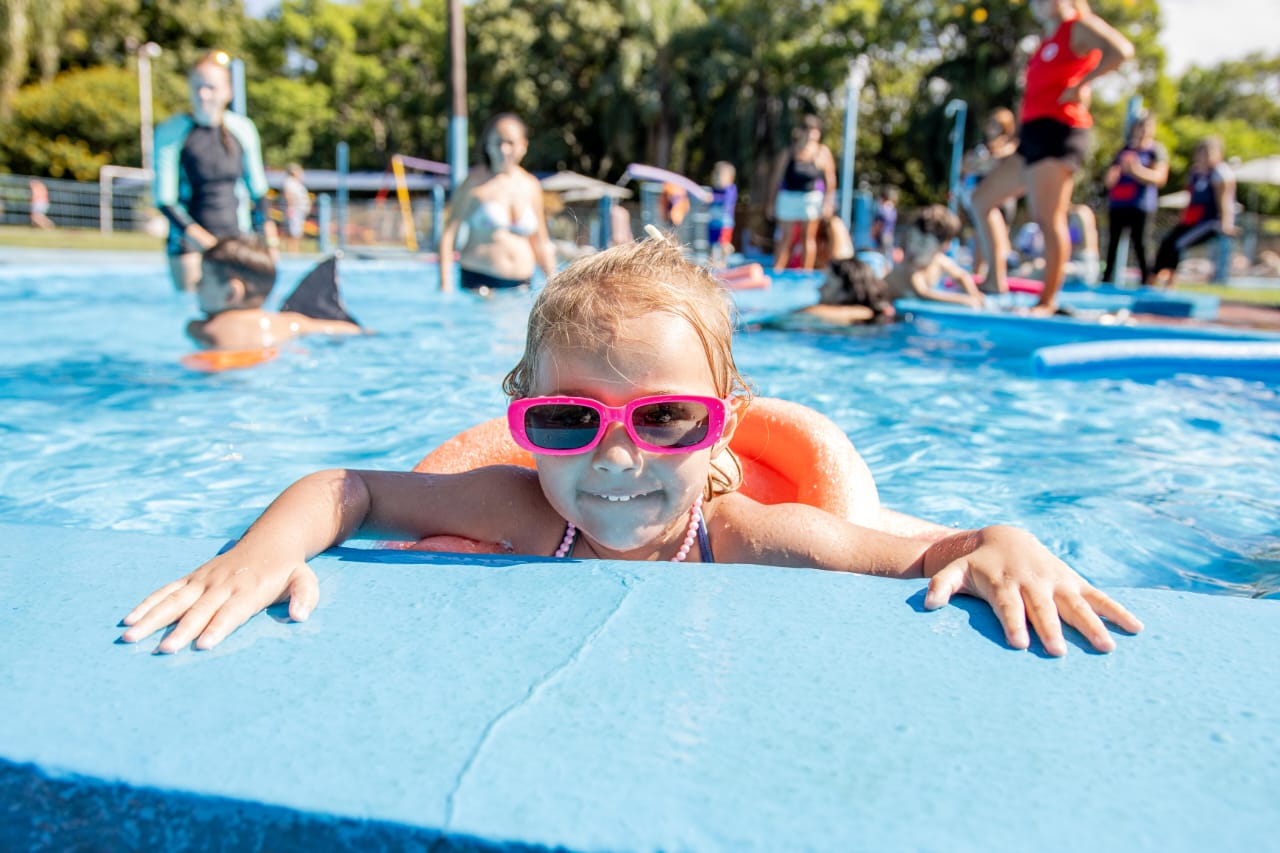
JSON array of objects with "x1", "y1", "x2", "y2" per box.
[
  {"x1": 632, "y1": 400, "x2": 712, "y2": 448},
  {"x1": 523, "y1": 403, "x2": 601, "y2": 450}
]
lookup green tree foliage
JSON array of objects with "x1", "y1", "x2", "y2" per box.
[
  {"x1": 2, "y1": 0, "x2": 1275, "y2": 223},
  {"x1": 0, "y1": 66, "x2": 143, "y2": 178},
  {"x1": 239, "y1": 0, "x2": 447, "y2": 170}
]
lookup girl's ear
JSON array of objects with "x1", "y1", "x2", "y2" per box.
[{"x1": 228, "y1": 277, "x2": 246, "y2": 305}]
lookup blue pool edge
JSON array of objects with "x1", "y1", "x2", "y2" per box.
[{"x1": 2, "y1": 522, "x2": 1278, "y2": 851}]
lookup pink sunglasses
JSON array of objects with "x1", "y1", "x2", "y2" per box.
[{"x1": 507, "y1": 395, "x2": 728, "y2": 455}]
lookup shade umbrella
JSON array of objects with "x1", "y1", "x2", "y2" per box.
[
  {"x1": 1232, "y1": 155, "x2": 1280, "y2": 185},
  {"x1": 540, "y1": 171, "x2": 633, "y2": 203},
  {"x1": 621, "y1": 164, "x2": 713, "y2": 204}
]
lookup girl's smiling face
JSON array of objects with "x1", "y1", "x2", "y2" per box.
[{"x1": 529, "y1": 310, "x2": 735, "y2": 559}]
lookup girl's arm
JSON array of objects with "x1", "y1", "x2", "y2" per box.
[
  {"x1": 121, "y1": 468, "x2": 377, "y2": 653},
  {"x1": 121, "y1": 466, "x2": 551, "y2": 653},
  {"x1": 713, "y1": 498, "x2": 1142, "y2": 656}
]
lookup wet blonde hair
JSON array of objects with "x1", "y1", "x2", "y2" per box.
[{"x1": 503, "y1": 236, "x2": 752, "y2": 496}]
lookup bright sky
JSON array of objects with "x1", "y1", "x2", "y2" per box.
[{"x1": 1159, "y1": 0, "x2": 1280, "y2": 74}]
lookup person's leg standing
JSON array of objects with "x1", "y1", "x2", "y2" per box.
[
  {"x1": 1025, "y1": 157, "x2": 1075, "y2": 313},
  {"x1": 971, "y1": 154, "x2": 1026, "y2": 294}
]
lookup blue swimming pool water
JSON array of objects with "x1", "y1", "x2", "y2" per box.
[{"x1": 1, "y1": 253, "x2": 1277, "y2": 598}]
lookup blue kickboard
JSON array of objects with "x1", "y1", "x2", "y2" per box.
[
  {"x1": 2, "y1": 522, "x2": 1278, "y2": 851},
  {"x1": 895, "y1": 298, "x2": 1280, "y2": 344}
]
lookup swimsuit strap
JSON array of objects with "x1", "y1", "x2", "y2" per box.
[{"x1": 695, "y1": 510, "x2": 714, "y2": 564}]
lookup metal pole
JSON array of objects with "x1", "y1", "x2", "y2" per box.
[
  {"x1": 336, "y1": 142, "x2": 349, "y2": 252},
  {"x1": 317, "y1": 194, "x2": 332, "y2": 254},
  {"x1": 945, "y1": 99, "x2": 967, "y2": 213},
  {"x1": 839, "y1": 57, "x2": 869, "y2": 227},
  {"x1": 137, "y1": 42, "x2": 161, "y2": 174},
  {"x1": 230, "y1": 58, "x2": 246, "y2": 114},
  {"x1": 447, "y1": 0, "x2": 468, "y2": 190}
]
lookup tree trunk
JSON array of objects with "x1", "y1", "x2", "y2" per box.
[{"x1": 0, "y1": 0, "x2": 31, "y2": 121}]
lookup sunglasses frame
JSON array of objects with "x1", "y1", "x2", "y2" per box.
[{"x1": 507, "y1": 394, "x2": 729, "y2": 456}]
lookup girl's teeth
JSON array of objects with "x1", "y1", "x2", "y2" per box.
[{"x1": 605, "y1": 494, "x2": 633, "y2": 502}]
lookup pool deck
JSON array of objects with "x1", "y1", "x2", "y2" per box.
[{"x1": 3, "y1": 523, "x2": 1278, "y2": 851}]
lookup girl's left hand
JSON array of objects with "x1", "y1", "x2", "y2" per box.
[{"x1": 923, "y1": 525, "x2": 1143, "y2": 656}]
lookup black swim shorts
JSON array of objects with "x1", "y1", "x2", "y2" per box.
[
  {"x1": 459, "y1": 268, "x2": 530, "y2": 291},
  {"x1": 1017, "y1": 118, "x2": 1092, "y2": 171}
]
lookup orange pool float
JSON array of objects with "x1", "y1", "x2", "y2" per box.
[
  {"x1": 403, "y1": 397, "x2": 880, "y2": 554},
  {"x1": 180, "y1": 348, "x2": 279, "y2": 372}
]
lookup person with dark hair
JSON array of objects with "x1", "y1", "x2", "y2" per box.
[
  {"x1": 1102, "y1": 114, "x2": 1167, "y2": 285},
  {"x1": 969, "y1": 0, "x2": 1133, "y2": 314},
  {"x1": 1152, "y1": 136, "x2": 1237, "y2": 289},
  {"x1": 437, "y1": 113, "x2": 556, "y2": 293},
  {"x1": 186, "y1": 238, "x2": 363, "y2": 350},
  {"x1": 883, "y1": 206, "x2": 985, "y2": 307},
  {"x1": 153, "y1": 51, "x2": 277, "y2": 292},
  {"x1": 769, "y1": 114, "x2": 837, "y2": 272},
  {"x1": 959, "y1": 108, "x2": 1019, "y2": 276},
  {"x1": 800, "y1": 256, "x2": 894, "y2": 324}
]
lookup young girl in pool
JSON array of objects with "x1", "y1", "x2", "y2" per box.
[{"x1": 122, "y1": 235, "x2": 1142, "y2": 657}]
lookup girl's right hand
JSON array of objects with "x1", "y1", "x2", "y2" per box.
[{"x1": 119, "y1": 548, "x2": 319, "y2": 654}]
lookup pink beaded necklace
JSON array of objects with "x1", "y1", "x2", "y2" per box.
[{"x1": 554, "y1": 495, "x2": 704, "y2": 562}]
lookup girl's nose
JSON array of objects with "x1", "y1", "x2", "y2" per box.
[{"x1": 591, "y1": 422, "x2": 640, "y2": 472}]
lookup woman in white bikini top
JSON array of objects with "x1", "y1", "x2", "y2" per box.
[{"x1": 438, "y1": 113, "x2": 558, "y2": 292}]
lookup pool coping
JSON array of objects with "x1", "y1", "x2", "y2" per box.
[{"x1": 3, "y1": 522, "x2": 1277, "y2": 851}]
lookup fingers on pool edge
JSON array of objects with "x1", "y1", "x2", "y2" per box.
[
  {"x1": 1084, "y1": 586, "x2": 1145, "y2": 635},
  {"x1": 287, "y1": 568, "x2": 320, "y2": 622},
  {"x1": 923, "y1": 562, "x2": 965, "y2": 611}
]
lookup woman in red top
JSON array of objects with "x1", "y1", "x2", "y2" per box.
[{"x1": 971, "y1": 0, "x2": 1132, "y2": 314}]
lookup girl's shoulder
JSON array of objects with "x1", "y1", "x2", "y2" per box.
[{"x1": 705, "y1": 491, "x2": 846, "y2": 564}]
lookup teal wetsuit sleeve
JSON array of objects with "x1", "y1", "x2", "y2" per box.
[
  {"x1": 153, "y1": 115, "x2": 196, "y2": 233},
  {"x1": 225, "y1": 112, "x2": 270, "y2": 234}
]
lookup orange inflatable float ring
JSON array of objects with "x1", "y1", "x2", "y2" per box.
[
  {"x1": 403, "y1": 396, "x2": 880, "y2": 554},
  {"x1": 715, "y1": 263, "x2": 771, "y2": 290},
  {"x1": 180, "y1": 348, "x2": 279, "y2": 372}
]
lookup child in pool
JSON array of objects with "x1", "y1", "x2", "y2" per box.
[
  {"x1": 125, "y1": 235, "x2": 1141, "y2": 657},
  {"x1": 793, "y1": 256, "x2": 893, "y2": 325},
  {"x1": 186, "y1": 238, "x2": 365, "y2": 350},
  {"x1": 884, "y1": 205, "x2": 986, "y2": 308}
]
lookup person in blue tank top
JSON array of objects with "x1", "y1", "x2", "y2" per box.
[
  {"x1": 707, "y1": 161, "x2": 738, "y2": 266},
  {"x1": 1102, "y1": 114, "x2": 1168, "y2": 285},
  {"x1": 153, "y1": 51, "x2": 276, "y2": 292}
]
